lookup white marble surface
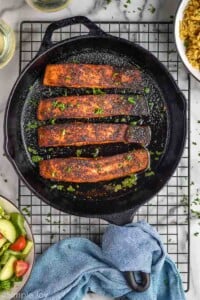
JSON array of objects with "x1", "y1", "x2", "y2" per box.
[{"x1": 0, "y1": 0, "x2": 200, "y2": 299}]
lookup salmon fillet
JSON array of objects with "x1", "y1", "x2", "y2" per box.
[
  {"x1": 37, "y1": 94, "x2": 148, "y2": 120},
  {"x1": 39, "y1": 149, "x2": 149, "y2": 183},
  {"x1": 43, "y1": 64, "x2": 142, "y2": 89},
  {"x1": 38, "y1": 123, "x2": 151, "y2": 147}
]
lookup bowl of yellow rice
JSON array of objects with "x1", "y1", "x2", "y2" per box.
[{"x1": 175, "y1": 0, "x2": 200, "y2": 81}]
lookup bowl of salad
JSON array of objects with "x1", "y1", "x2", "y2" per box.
[{"x1": 0, "y1": 196, "x2": 34, "y2": 299}]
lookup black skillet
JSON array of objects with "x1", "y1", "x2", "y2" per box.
[{"x1": 4, "y1": 16, "x2": 186, "y2": 292}]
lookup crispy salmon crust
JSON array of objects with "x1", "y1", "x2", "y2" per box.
[
  {"x1": 38, "y1": 123, "x2": 151, "y2": 147},
  {"x1": 39, "y1": 149, "x2": 149, "y2": 183},
  {"x1": 43, "y1": 64, "x2": 142, "y2": 89},
  {"x1": 37, "y1": 94, "x2": 149, "y2": 121}
]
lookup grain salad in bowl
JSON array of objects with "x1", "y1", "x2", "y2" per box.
[
  {"x1": 175, "y1": 0, "x2": 200, "y2": 81},
  {"x1": 0, "y1": 196, "x2": 34, "y2": 299}
]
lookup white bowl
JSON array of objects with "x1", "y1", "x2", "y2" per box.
[
  {"x1": 0, "y1": 196, "x2": 35, "y2": 300},
  {"x1": 175, "y1": 0, "x2": 200, "y2": 81}
]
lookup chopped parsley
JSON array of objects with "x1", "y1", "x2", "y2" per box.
[
  {"x1": 51, "y1": 184, "x2": 64, "y2": 191},
  {"x1": 130, "y1": 121, "x2": 137, "y2": 126},
  {"x1": 22, "y1": 207, "x2": 31, "y2": 216},
  {"x1": 65, "y1": 166, "x2": 72, "y2": 173},
  {"x1": 50, "y1": 118, "x2": 56, "y2": 125},
  {"x1": 128, "y1": 96, "x2": 136, "y2": 104},
  {"x1": 144, "y1": 87, "x2": 150, "y2": 94},
  {"x1": 148, "y1": 4, "x2": 156, "y2": 14},
  {"x1": 194, "y1": 232, "x2": 199, "y2": 237},
  {"x1": 145, "y1": 170, "x2": 155, "y2": 177},
  {"x1": 26, "y1": 121, "x2": 38, "y2": 130},
  {"x1": 94, "y1": 107, "x2": 104, "y2": 115},
  {"x1": 67, "y1": 185, "x2": 75, "y2": 192},
  {"x1": 126, "y1": 155, "x2": 132, "y2": 161},
  {"x1": 52, "y1": 101, "x2": 66, "y2": 111},
  {"x1": 28, "y1": 147, "x2": 38, "y2": 155},
  {"x1": 192, "y1": 142, "x2": 197, "y2": 145},
  {"x1": 92, "y1": 88, "x2": 105, "y2": 95},
  {"x1": 76, "y1": 149, "x2": 82, "y2": 157},
  {"x1": 31, "y1": 155, "x2": 43, "y2": 163},
  {"x1": 92, "y1": 148, "x2": 99, "y2": 158}
]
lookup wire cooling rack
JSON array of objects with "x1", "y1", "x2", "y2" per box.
[{"x1": 19, "y1": 21, "x2": 190, "y2": 291}]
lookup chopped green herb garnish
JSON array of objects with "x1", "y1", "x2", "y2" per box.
[
  {"x1": 144, "y1": 87, "x2": 150, "y2": 94},
  {"x1": 66, "y1": 76, "x2": 71, "y2": 81},
  {"x1": 145, "y1": 171, "x2": 155, "y2": 177},
  {"x1": 126, "y1": 155, "x2": 132, "y2": 161},
  {"x1": 76, "y1": 149, "x2": 82, "y2": 157},
  {"x1": 28, "y1": 147, "x2": 38, "y2": 155},
  {"x1": 65, "y1": 166, "x2": 72, "y2": 173},
  {"x1": 121, "y1": 174, "x2": 137, "y2": 188},
  {"x1": 148, "y1": 4, "x2": 156, "y2": 14},
  {"x1": 92, "y1": 88, "x2": 105, "y2": 95},
  {"x1": 94, "y1": 107, "x2": 104, "y2": 115},
  {"x1": 50, "y1": 118, "x2": 56, "y2": 125},
  {"x1": 114, "y1": 184, "x2": 122, "y2": 192},
  {"x1": 51, "y1": 184, "x2": 64, "y2": 191},
  {"x1": 194, "y1": 232, "x2": 199, "y2": 237},
  {"x1": 67, "y1": 185, "x2": 75, "y2": 192},
  {"x1": 92, "y1": 148, "x2": 99, "y2": 158},
  {"x1": 31, "y1": 155, "x2": 43, "y2": 163},
  {"x1": 184, "y1": 40, "x2": 189, "y2": 48},
  {"x1": 130, "y1": 121, "x2": 138, "y2": 126},
  {"x1": 192, "y1": 142, "x2": 197, "y2": 145},
  {"x1": 128, "y1": 96, "x2": 136, "y2": 104},
  {"x1": 52, "y1": 101, "x2": 66, "y2": 111},
  {"x1": 26, "y1": 121, "x2": 38, "y2": 130},
  {"x1": 22, "y1": 207, "x2": 31, "y2": 216},
  {"x1": 121, "y1": 117, "x2": 126, "y2": 122}
]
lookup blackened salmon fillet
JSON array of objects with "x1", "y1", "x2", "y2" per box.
[
  {"x1": 43, "y1": 64, "x2": 142, "y2": 89},
  {"x1": 37, "y1": 94, "x2": 149, "y2": 120},
  {"x1": 39, "y1": 149, "x2": 149, "y2": 183},
  {"x1": 38, "y1": 123, "x2": 151, "y2": 147}
]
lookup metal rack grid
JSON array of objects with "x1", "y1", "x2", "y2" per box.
[{"x1": 19, "y1": 21, "x2": 190, "y2": 291}]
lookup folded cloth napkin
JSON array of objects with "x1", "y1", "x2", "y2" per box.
[{"x1": 22, "y1": 221, "x2": 185, "y2": 300}]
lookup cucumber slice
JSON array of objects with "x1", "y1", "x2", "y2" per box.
[
  {"x1": 22, "y1": 240, "x2": 33, "y2": 257},
  {"x1": 0, "y1": 219, "x2": 17, "y2": 243},
  {"x1": 0, "y1": 252, "x2": 10, "y2": 265},
  {"x1": 10, "y1": 213, "x2": 26, "y2": 237},
  {"x1": 0, "y1": 256, "x2": 17, "y2": 281},
  {"x1": 0, "y1": 237, "x2": 7, "y2": 249},
  {"x1": 7, "y1": 250, "x2": 24, "y2": 259}
]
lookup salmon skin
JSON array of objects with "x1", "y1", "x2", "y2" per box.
[
  {"x1": 38, "y1": 123, "x2": 151, "y2": 147},
  {"x1": 37, "y1": 94, "x2": 149, "y2": 121},
  {"x1": 39, "y1": 149, "x2": 149, "y2": 183},
  {"x1": 43, "y1": 63, "x2": 142, "y2": 89}
]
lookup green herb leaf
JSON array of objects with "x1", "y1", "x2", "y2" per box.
[
  {"x1": 28, "y1": 147, "x2": 38, "y2": 155},
  {"x1": 26, "y1": 121, "x2": 38, "y2": 130},
  {"x1": 144, "y1": 87, "x2": 150, "y2": 94},
  {"x1": 92, "y1": 88, "x2": 105, "y2": 95},
  {"x1": 52, "y1": 101, "x2": 66, "y2": 111},
  {"x1": 145, "y1": 170, "x2": 155, "y2": 177},
  {"x1": 76, "y1": 149, "x2": 82, "y2": 157},
  {"x1": 94, "y1": 107, "x2": 104, "y2": 115},
  {"x1": 128, "y1": 96, "x2": 136, "y2": 104},
  {"x1": 67, "y1": 185, "x2": 75, "y2": 192},
  {"x1": 31, "y1": 155, "x2": 43, "y2": 163},
  {"x1": 92, "y1": 148, "x2": 99, "y2": 158}
]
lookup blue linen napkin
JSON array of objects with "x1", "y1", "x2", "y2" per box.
[{"x1": 22, "y1": 221, "x2": 185, "y2": 300}]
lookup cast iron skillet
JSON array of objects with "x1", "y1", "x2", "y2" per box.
[{"x1": 4, "y1": 16, "x2": 186, "y2": 292}]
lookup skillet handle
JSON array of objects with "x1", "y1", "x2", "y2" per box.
[
  {"x1": 39, "y1": 16, "x2": 107, "y2": 54},
  {"x1": 125, "y1": 271, "x2": 150, "y2": 292},
  {"x1": 101, "y1": 206, "x2": 140, "y2": 225}
]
